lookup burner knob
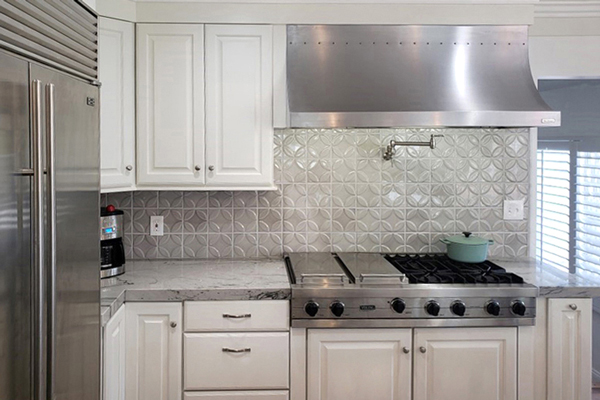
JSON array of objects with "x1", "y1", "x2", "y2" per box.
[
  {"x1": 330, "y1": 301, "x2": 345, "y2": 317},
  {"x1": 451, "y1": 301, "x2": 466, "y2": 316},
  {"x1": 391, "y1": 298, "x2": 406, "y2": 314},
  {"x1": 486, "y1": 301, "x2": 501, "y2": 316},
  {"x1": 511, "y1": 300, "x2": 527, "y2": 316},
  {"x1": 304, "y1": 301, "x2": 320, "y2": 317},
  {"x1": 425, "y1": 301, "x2": 441, "y2": 316}
]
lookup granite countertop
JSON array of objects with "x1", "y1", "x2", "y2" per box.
[
  {"x1": 100, "y1": 256, "x2": 600, "y2": 326},
  {"x1": 100, "y1": 259, "x2": 290, "y2": 326},
  {"x1": 493, "y1": 258, "x2": 600, "y2": 298}
]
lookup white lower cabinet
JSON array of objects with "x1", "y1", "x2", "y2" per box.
[
  {"x1": 126, "y1": 302, "x2": 182, "y2": 400},
  {"x1": 104, "y1": 305, "x2": 126, "y2": 400},
  {"x1": 307, "y1": 329, "x2": 412, "y2": 400},
  {"x1": 184, "y1": 332, "x2": 289, "y2": 390},
  {"x1": 413, "y1": 327, "x2": 517, "y2": 400},
  {"x1": 547, "y1": 298, "x2": 592, "y2": 400},
  {"x1": 184, "y1": 392, "x2": 289, "y2": 400}
]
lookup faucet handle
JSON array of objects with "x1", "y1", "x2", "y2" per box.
[{"x1": 429, "y1": 134, "x2": 445, "y2": 149}]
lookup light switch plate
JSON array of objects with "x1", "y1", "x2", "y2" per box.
[
  {"x1": 150, "y1": 215, "x2": 164, "y2": 236},
  {"x1": 503, "y1": 200, "x2": 524, "y2": 221}
]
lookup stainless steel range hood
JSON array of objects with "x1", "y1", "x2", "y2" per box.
[{"x1": 286, "y1": 25, "x2": 560, "y2": 128}]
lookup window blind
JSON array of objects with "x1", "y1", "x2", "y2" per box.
[
  {"x1": 536, "y1": 149, "x2": 571, "y2": 271},
  {"x1": 576, "y1": 152, "x2": 600, "y2": 274}
]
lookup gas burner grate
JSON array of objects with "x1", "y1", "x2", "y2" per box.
[{"x1": 384, "y1": 254, "x2": 524, "y2": 284}]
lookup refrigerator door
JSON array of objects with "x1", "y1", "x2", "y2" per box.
[
  {"x1": 0, "y1": 50, "x2": 33, "y2": 400},
  {"x1": 31, "y1": 64, "x2": 100, "y2": 400}
]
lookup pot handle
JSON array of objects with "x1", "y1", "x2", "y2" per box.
[{"x1": 440, "y1": 239, "x2": 451, "y2": 245}]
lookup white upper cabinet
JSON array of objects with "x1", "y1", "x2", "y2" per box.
[
  {"x1": 98, "y1": 17, "x2": 135, "y2": 193},
  {"x1": 136, "y1": 24, "x2": 205, "y2": 188},
  {"x1": 413, "y1": 327, "x2": 517, "y2": 400},
  {"x1": 205, "y1": 25, "x2": 275, "y2": 189},
  {"x1": 547, "y1": 298, "x2": 592, "y2": 400},
  {"x1": 307, "y1": 329, "x2": 412, "y2": 400}
]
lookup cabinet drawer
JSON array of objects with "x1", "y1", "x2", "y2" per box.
[
  {"x1": 184, "y1": 332, "x2": 289, "y2": 390},
  {"x1": 184, "y1": 391, "x2": 288, "y2": 400},
  {"x1": 184, "y1": 300, "x2": 289, "y2": 332}
]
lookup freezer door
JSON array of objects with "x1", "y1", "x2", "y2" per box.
[
  {"x1": 0, "y1": 50, "x2": 33, "y2": 400},
  {"x1": 31, "y1": 64, "x2": 100, "y2": 400}
]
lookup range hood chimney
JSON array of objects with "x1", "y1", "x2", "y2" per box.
[{"x1": 286, "y1": 25, "x2": 560, "y2": 128}]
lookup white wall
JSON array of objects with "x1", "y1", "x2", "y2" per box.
[{"x1": 529, "y1": 36, "x2": 600, "y2": 80}]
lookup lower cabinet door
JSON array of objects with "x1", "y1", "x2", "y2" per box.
[
  {"x1": 184, "y1": 332, "x2": 289, "y2": 390},
  {"x1": 183, "y1": 391, "x2": 288, "y2": 400},
  {"x1": 126, "y1": 302, "x2": 182, "y2": 400},
  {"x1": 307, "y1": 329, "x2": 412, "y2": 400},
  {"x1": 104, "y1": 305, "x2": 126, "y2": 400},
  {"x1": 413, "y1": 327, "x2": 517, "y2": 400},
  {"x1": 547, "y1": 298, "x2": 592, "y2": 400}
]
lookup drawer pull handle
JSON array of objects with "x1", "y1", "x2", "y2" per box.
[
  {"x1": 222, "y1": 313, "x2": 252, "y2": 319},
  {"x1": 569, "y1": 304, "x2": 578, "y2": 310},
  {"x1": 222, "y1": 347, "x2": 251, "y2": 353}
]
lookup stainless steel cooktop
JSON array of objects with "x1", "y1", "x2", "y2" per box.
[{"x1": 285, "y1": 253, "x2": 538, "y2": 328}]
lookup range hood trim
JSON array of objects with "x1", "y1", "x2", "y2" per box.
[{"x1": 290, "y1": 110, "x2": 561, "y2": 129}]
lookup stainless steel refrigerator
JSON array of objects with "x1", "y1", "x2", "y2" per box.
[{"x1": 0, "y1": 49, "x2": 100, "y2": 400}]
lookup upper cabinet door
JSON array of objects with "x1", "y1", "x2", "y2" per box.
[
  {"x1": 547, "y1": 298, "x2": 592, "y2": 400},
  {"x1": 136, "y1": 24, "x2": 205, "y2": 188},
  {"x1": 98, "y1": 17, "x2": 135, "y2": 192},
  {"x1": 205, "y1": 25, "x2": 275, "y2": 189},
  {"x1": 413, "y1": 327, "x2": 517, "y2": 400}
]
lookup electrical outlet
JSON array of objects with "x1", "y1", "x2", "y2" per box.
[
  {"x1": 150, "y1": 216, "x2": 164, "y2": 236},
  {"x1": 503, "y1": 200, "x2": 524, "y2": 221}
]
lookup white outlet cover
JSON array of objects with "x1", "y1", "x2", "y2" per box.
[
  {"x1": 503, "y1": 199, "x2": 524, "y2": 221},
  {"x1": 150, "y1": 215, "x2": 164, "y2": 236}
]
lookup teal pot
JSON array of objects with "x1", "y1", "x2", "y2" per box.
[{"x1": 440, "y1": 232, "x2": 494, "y2": 263}]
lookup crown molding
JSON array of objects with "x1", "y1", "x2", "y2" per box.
[{"x1": 535, "y1": 1, "x2": 600, "y2": 18}]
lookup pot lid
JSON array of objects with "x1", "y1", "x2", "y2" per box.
[{"x1": 444, "y1": 232, "x2": 490, "y2": 246}]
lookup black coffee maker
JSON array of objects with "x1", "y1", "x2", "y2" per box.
[{"x1": 101, "y1": 205, "x2": 125, "y2": 278}]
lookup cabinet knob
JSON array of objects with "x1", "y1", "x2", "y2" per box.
[
  {"x1": 208, "y1": 165, "x2": 215, "y2": 172},
  {"x1": 569, "y1": 304, "x2": 578, "y2": 311},
  {"x1": 125, "y1": 165, "x2": 133, "y2": 171},
  {"x1": 419, "y1": 346, "x2": 427, "y2": 353},
  {"x1": 194, "y1": 165, "x2": 201, "y2": 171},
  {"x1": 402, "y1": 347, "x2": 410, "y2": 354},
  {"x1": 170, "y1": 321, "x2": 177, "y2": 328}
]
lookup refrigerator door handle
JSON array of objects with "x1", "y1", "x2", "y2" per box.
[
  {"x1": 46, "y1": 83, "x2": 57, "y2": 400},
  {"x1": 31, "y1": 79, "x2": 47, "y2": 400}
]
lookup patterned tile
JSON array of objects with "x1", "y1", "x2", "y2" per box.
[
  {"x1": 122, "y1": 127, "x2": 530, "y2": 260},
  {"x1": 233, "y1": 234, "x2": 259, "y2": 258},
  {"x1": 157, "y1": 234, "x2": 183, "y2": 258},
  {"x1": 208, "y1": 234, "x2": 233, "y2": 258},
  {"x1": 183, "y1": 234, "x2": 208, "y2": 258}
]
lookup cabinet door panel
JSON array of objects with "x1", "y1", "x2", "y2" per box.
[
  {"x1": 205, "y1": 24, "x2": 274, "y2": 188},
  {"x1": 98, "y1": 17, "x2": 135, "y2": 192},
  {"x1": 414, "y1": 327, "x2": 517, "y2": 400},
  {"x1": 104, "y1": 305, "x2": 126, "y2": 400},
  {"x1": 307, "y1": 329, "x2": 411, "y2": 400},
  {"x1": 126, "y1": 303, "x2": 182, "y2": 400},
  {"x1": 137, "y1": 24, "x2": 204, "y2": 186},
  {"x1": 547, "y1": 298, "x2": 592, "y2": 400}
]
